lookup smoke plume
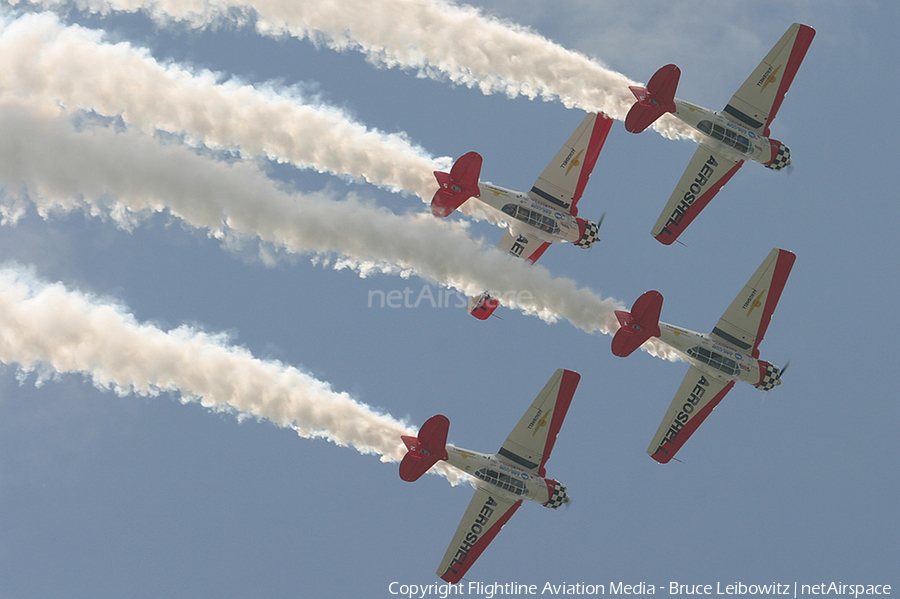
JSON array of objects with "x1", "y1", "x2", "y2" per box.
[
  {"x1": 0, "y1": 262, "x2": 466, "y2": 483},
  {"x1": 0, "y1": 99, "x2": 683, "y2": 361},
  {"x1": 5, "y1": 0, "x2": 695, "y2": 138}
]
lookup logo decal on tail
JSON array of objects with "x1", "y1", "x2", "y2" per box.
[
  {"x1": 563, "y1": 149, "x2": 584, "y2": 176},
  {"x1": 747, "y1": 289, "x2": 768, "y2": 317},
  {"x1": 760, "y1": 65, "x2": 782, "y2": 93},
  {"x1": 530, "y1": 409, "x2": 552, "y2": 437}
]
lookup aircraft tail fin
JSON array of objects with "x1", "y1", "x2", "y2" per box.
[
  {"x1": 466, "y1": 291, "x2": 499, "y2": 320},
  {"x1": 431, "y1": 152, "x2": 482, "y2": 217},
  {"x1": 399, "y1": 415, "x2": 450, "y2": 482},
  {"x1": 625, "y1": 64, "x2": 680, "y2": 133},
  {"x1": 612, "y1": 291, "x2": 663, "y2": 357}
]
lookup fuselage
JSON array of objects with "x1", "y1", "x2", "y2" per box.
[
  {"x1": 656, "y1": 322, "x2": 773, "y2": 388},
  {"x1": 444, "y1": 444, "x2": 568, "y2": 508},
  {"x1": 671, "y1": 99, "x2": 789, "y2": 169},
  {"x1": 475, "y1": 182, "x2": 585, "y2": 245}
]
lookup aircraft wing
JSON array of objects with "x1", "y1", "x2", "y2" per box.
[
  {"x1": 496, "y1": 227, "x2": 551, "y2": 264},
  {"x1": 437, "y1": 488, "x2": 522, "y2": 583},
  {"x1": 647, "y1": 365, "x2": 735, "y2": 463},
  {"x1": 710, "y1": 248, "x2": 796, "y2": 357},
  {"x1": 651, "y1": 143, "x2": 744, "y2": 245},
  {"x1": 723, "y1": 23, "x2": 816, "y2": 134},
  {"x1": 465, "y1": 230, "x2": 551, "y2": 320},
  {"x1": 528, "y1": 112, "x2": 613, "y2": 216},
  {"x1": 498, "y1": 369, "x2": 580, "y2": 477}
]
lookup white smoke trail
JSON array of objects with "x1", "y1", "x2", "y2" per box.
[
  {"x1": 0, "y1": 11, "x2": 447, "y2": 203},
  {"x1": 0, "y1": 99, "x2": 683, "y2": 361},
  {"x1": 5, "y1": 0, "x2": 695, "y2": 139},
  {"x1": 0, "y1": 262, "x2": 465, "y2": 483}
]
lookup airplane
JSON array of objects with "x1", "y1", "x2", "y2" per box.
[
  {"x1": 625, "y1": 23, "x2": 815, "y2": 244},
  {"x1": 611, "y1": 248, "x2": 794, "y2": 463},
  {"x1": 431, "y1": 112, "x2": 613, "y2": 319},
  {"x1": 399, "y1": 368, "x2": 580, "y2": 583}
]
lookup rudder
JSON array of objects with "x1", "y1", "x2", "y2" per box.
[
  {"x1": 431, "y1": 152, "x2": 482, "y2": 217},
  {"x1": 625, "y1": 64, "x2": 680, "y2": 133},
  {"x1": 399, "y1": 415, "x2": 450, "y2": 482},
  {"x1": 611, "y1": 291, "x2": 663, "y2": 357}
]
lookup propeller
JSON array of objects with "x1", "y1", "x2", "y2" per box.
[
  {"x1": 773, "y1": 360, "x2": 791, "y2": 386},
  {"x1": 587, "y1": 212, "x2": 606, "y2": 254}
]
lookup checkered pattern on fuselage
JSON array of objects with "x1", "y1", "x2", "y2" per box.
[
  {"x1": 756, "y1": 364, "x2": 782, "y2": 391},
  {"x1": 544, "y1": 482, "x2": 568, "y2": 509},
  {"x1": 575, "y1": 221, "x2": 600, "y2": 248},
  {"x1": 765, "y1": 143, "x2": 791, "y2": 171}
]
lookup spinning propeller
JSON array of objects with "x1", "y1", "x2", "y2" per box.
[{"x1": 773, "y1": 360, "x2": 791, "y2": 386}]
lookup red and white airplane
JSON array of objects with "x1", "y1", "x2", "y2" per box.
[
  {"x1": 431, "y1": 112, "x2": 613, "y2": 319},
  {"x1": 400, "y1": 369, "x2": 579, "y2": 583},
  {"x1": 625, "y1": 23, "x2": 815, "y2": 244},
  {"x1": 611, "y1": 248, "x2": 794, "y2": 463}
]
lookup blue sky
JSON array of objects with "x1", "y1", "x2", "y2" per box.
[{"x1": 0, "y1": 1, "x2": 897, "y2": 597}]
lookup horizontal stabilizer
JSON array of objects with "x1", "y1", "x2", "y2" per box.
[
  {"x1": 612, "y1": 291, "x2": 663, "y2": 357},
  {"x1": 466, "y1": 292, "x2": 499, "y2": 320},
  {"x1": 432, "y1": 152, "x2": 482, "y2": 217},
  {"x1": 399, "y1": 415, "x2": 450, "y2": 482},
  {"x1": 625, "y1": 64, "x2": 680, "y2": 133}
]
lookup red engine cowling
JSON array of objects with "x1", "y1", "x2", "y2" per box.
[
  {"x1": 542, "y1": 479, "x2": 570, "y2": 509},
  {"x1": 764, "y1": 139, "x2": 792, "y2": 171},
  {"x1": 574, "y1": 218, "x2": 600, "y2": 248},
  {"x1": 754, "y1": 360, "x2": 783, "y2": 391}
]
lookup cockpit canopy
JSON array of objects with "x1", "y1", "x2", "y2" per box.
[
  {"x1": 502, "y1": 203, "x2": 560, "y2": 236},
  {"x1": 474, "y1": 467, "x2": 528, "y2": 496},
  {"x1": 698, "y1": 120, "x2": 751, "y2": 154},
  {"x1": 687, "y1": 345, "x2": 741, "y2": 377}
]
